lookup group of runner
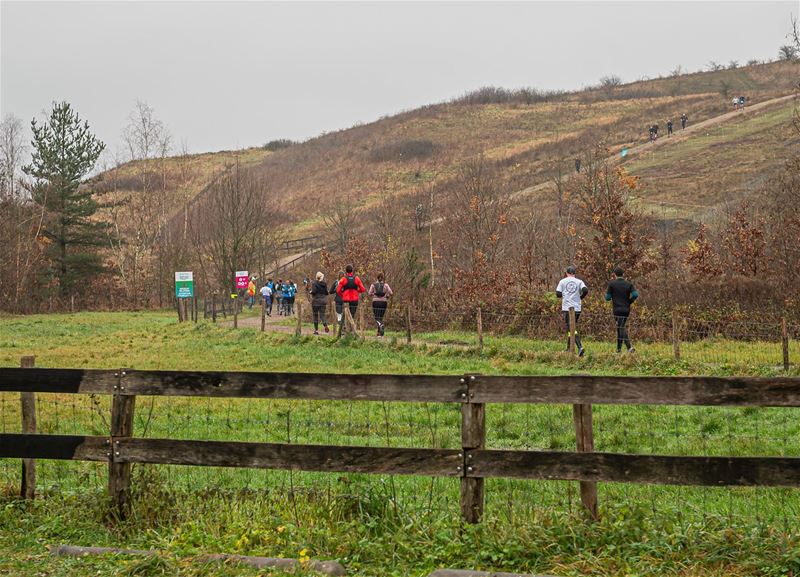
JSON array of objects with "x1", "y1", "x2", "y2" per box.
[
  {"x1": 255, "y1": 265, "x2": 393, "y2": 336},
  {"x1": 556, "y1": 265, "x2": 639, "y2": 357},
  {"x1": 251, "y1": 263, "x2": 638, "y2": 351},
  {"x1": 648, "y1": 113, "x2": 688, "y2": 141},
  {"x1": 249, "y1": 278, "x2": 298, "y2": 316}
]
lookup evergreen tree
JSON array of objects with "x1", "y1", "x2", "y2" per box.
[{"x1": 23, "y1": 102, "x2": 106, "y2": 299}]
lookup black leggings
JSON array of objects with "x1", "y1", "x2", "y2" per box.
[
  {"x1": 563, "y1": 310, "x2": 583, "y2": 351},
  {"x1": 372, "y1": 301, "x2": 387, "y2": 325},
  {"x1": 615, "y1": 314, "x2": 632, "y2": 351},
  {"x1": 312, "y1": 303, "x2": 328, "y2": 330}
]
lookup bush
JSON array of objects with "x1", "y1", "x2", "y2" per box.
[
  {"x1": 263, "y1": 139, "x2": 296, "y2": 151},
  {"x1": 451, "y1": 86, "x2": 564, "y2": 105}
]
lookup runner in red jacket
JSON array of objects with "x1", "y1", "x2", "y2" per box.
[{"x1": 336, "y1": 265, "x2": 366, "y2": 329}]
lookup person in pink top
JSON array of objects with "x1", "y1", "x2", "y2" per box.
[{"x1": 368, "y1": 272, "x2": 393, "y2": 336}]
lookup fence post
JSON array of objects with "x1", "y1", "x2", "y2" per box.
[
  {"x1": 672, "y1": 310, "x2": 681, "y2": 361},
  {"x1": 358, "y1": 298, "x2": 366, "y2": 340},
  {"x1": 568, "y1": 307, "x2": 576, "y2": 355},
  {"x1": 782, "y1": 317, "x2": 790, "y2": 371},
  {"x1": 261, "y1": 298, "x2": 266, "y2": 332},
  {"x1": 406, "y1": 304, "x2": 412, "y2": 344},
  {"x1": 295, "y1": 301, "x2": 303, "y2": 337},
  {"x1": 573, "y1": 403, "x2": 598, "y2": 520},
  {"x1": 461, "y1": 374, "x2": 485, "y2": 524},
  {"x1": 109, "y1": 370, "x2": 136, "y2": 519},
  {"x1": 20, "y1": 355, "x2": 36, "y2": 500},
  {"x1": 212, "y1": 292, "x2": 217, "y2": 323},
  {"x1": 193, "y1": 295, "x2": 198, "y2": 323},
  {"x1": 175, "y1": 297, "x2": 183, "y2": 323},
  {"x1": 343, "y1": 305, "x2": 358, "y2": 337},
  {"x1": 476, "y1": 306, "x2": 484, "y2": 352},
  {"x1": 233, "y1": 295, "x2": 238, "y2": 329}
]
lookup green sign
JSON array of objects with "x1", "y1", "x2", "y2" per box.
[{"x1": 175, "y1": 271, "x2": 194, "y2": 298}]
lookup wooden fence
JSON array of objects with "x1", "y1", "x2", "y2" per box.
[{"x1": 2, "y1": 360, "x2": 800, "y2": 523}]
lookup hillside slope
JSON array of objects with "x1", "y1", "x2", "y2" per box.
[{"x1": 97, "y1": 60, "x2": 799, "y2": 243}]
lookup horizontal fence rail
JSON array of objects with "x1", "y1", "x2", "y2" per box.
[
  {"x1": 2, "y1": 366, "x2": 800, "y2": 522},
  {"x1": 3, "y1": 368, "x2": 800, "y2": 406}
]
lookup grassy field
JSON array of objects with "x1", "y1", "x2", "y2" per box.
[{"x1": 1, "y1": 312, "x2": 799, "y2": 576}]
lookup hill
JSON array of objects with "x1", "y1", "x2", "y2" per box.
[
  {"x1": 97, "y1": 60, "x2": 798, "y2": 234},
  {"x1": 89, "y1": 59, "x2": 799, "y2": 306}
]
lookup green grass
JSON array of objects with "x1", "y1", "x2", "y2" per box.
[{"x1": 1, "y1": 312, "x2": 799, "y2": 576}]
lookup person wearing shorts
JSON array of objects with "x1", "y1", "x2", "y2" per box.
[{"x1": 555, "y1": 265, "x2": 588, "y2": 357}]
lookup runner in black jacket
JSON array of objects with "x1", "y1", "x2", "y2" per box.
[{"x1": 605, "y1": 266, "x2": 639, "y2": 353}]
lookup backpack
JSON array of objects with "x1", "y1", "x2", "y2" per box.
[
  {"x1": 373, "y1": 281, "x2": 386, "y2": 297},
  {"x1": 343, "y1": 275, "x2": 358, "y2": 292}
]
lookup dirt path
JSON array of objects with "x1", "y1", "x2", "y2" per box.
[{"x1": 509, "y1": 92, "x2": 797, "y2": 202}]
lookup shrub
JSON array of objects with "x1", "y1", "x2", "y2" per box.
[{"x1": 263, "y1": 139, "x2": 296, "y2": 151}]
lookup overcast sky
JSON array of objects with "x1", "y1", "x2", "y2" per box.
[{"x1": 1, "y1": 1, "x2": 795, "y2": 160}]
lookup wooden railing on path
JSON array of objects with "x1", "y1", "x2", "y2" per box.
[{"x1": 3, "y1": 363, "x2": 800, "y2": 522}]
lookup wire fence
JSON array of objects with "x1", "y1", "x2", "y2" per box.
[
  {"x1": 3, "y1": 297, "x2": 799, "y2": 534},
  {"x1": 356, "y1": 303, "x2": 799, "y2": 373}
]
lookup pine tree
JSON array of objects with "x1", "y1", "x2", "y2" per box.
[{"x1": 23, "y1": 102, "x2": 106, "y2": 300}]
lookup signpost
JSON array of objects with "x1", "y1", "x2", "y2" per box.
[
  {"x1": 174, "y1": 272, "x2": 194, "y2": 323},
  {"x1": 233, "y1": 271, "x2": 248, "y2": 329},
  {"x1": 235, "y1": 271, "x2": 249, "y2": 290},
  {"x1": 175, "y1": 272, "x2": 194, "y2": 298}
]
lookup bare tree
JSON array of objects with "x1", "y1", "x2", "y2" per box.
[
  {"x1": 321, "y1": 200, "x2": 356, "y2": 252},
  {"x1": 0, "y1": 115, "x2": 26, "y2": 200},
  {"x1": 189, "y1": 160, "x2": 279, "y2": 292},
  {"x1": 779, "y1": 45, "x2": 799, "y2": 61},
  {"x1": 599, "y1": 74, "x2": 622, "y2": 98},
  {"x1": 444, "y1": 156, "x2": 513, "y2": 272},
  {"x1": 0, "y1": 115, "x2": 46, "y2": 311},
  {"x1": 106, "y1": 101, "x2": 173, "y2": 307}
]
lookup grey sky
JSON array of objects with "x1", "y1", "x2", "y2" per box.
[{"x1": 1, "y1": 1, "x2": 795, "y2": 159}]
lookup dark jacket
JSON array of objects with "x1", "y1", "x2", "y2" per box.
[
  {"x1": 605, "y1": 278, "x2": 639, "y2": 316},
  {"x1": 329, "y1": 280, "x2": 343, "y2": 304},
  {"x1": 311, "y1": 280, "x2": 328, "y2": 306}
]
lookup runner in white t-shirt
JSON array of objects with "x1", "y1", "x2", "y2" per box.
[{"x1": 555, "y1": 265, "x2": 588, "y2": 356}]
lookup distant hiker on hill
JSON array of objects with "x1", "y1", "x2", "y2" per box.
[
  {"x1": 605, "y1": 266, "x2": 639, "y2": 353},
  {"x1": 329, "y1": 269, "x2": 346, "y2": 326},
  {"x1": 556, "y1": 265, "x2": 588, "y2": 357},
  {"x1": 575, "y1": 158, "x2": 581, "y2": 173},
  {"x1": 667, "y1": 119, "x2": 673, "y2": 136},
  {"x1": 732, "y1": 97, "x2": 739, "y2": 110},
  {"x1": 260, "y1": 281, "x2": 272, "y2": 317},
  {"x1": 369, "y1": 273, "x2": 393, "y2": 337},
  {"x1": 738, "y1": 95, "x2": 746, "y2": 110},
  {"x1": 680, "y1": 113, "x2": 688, "y2": 129},
  {"x1": 653, "y1": 123, "x2": 659, "y2": 139},
  {"x1": 247, "y1": 277, "x2": 257, "y2": 309},
  {"x1": 648, "y1": 126, "x2": 655, "y2": 141},
  {"x1": 310, "y1": 272, "x2": 330, "y2": 335},
  {"x1": 336, "y1": 265, "x2": 366, "y2": 332}
]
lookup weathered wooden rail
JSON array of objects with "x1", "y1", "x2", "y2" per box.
[{"x1": 2, "y1": 362, "x2": 800, "y2": 522}]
